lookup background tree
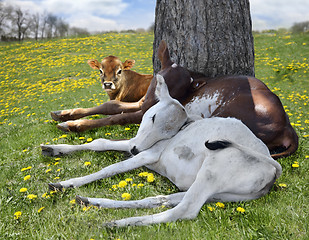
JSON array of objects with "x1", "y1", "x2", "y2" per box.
[
  {"x1": 291, "y1": 21, "x2": 309, "y2": 33},
  {"x1": 11, "y1": 7, "x2": 30, "y2": 41},
  {"x1": 153, "y1": 0, "x2": 255, "y2": 77}
]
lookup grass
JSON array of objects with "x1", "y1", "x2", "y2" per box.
[{"x1": 0, "y1": 31, "x2": 308, "y2": 239}]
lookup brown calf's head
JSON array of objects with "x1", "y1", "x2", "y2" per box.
[{"x1": 88, "y1": 56, "x2": 135, "y2": 92}]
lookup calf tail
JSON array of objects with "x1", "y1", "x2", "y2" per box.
[{"x1": 205, "y1": 140, "x2": 282, "y2": 179}]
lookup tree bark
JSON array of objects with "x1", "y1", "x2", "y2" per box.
[{"x1": 153, "y1": 0, "x2": 255, "y2": 77}]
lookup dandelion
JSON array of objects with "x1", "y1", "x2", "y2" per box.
[
  {"x1": 279, "y1": 183, "x2": 287, "y2": 188},
  {"x1": 87, "y1": 138, "x2": 93, "y2": 142},
  {"x1": 19, "y1": 188, "x2": 27, "y2": 193},
  {"x1": 147, "y1": 173, "x2": 155, "y2": 183},
  {"x1": 118, "y1": 180, "x2": 127, "y2": 188},
  {"x1": 84, "y1": 161, "x2": 91, "y2": 166},
  {"x1": 55, "y1": 158, "x2": 61, "y2": 161},
  {"x1": 70, "y1": 199, "x2": 76, "y2": 204},
  {"x1": 27, "y1": 194, "x2": 38, "y2": 200},
  {"x1": 121, "y1": 192, "x2": 131, "y2": 200},
  {"x1": 125, "y1": 127, "x2": 130, "y2": 131},
  {"x1": 79, "y1": 137, "x2": 85, "y2": 140},
  {"x1": 236, "y1": 207, "x2": 245, "y2": 213},
  {"x1": 45, "y1": 169, "x2": 52, "y2": 173},
  {"x1": 59, "y1": 134, "x2": 67, "y2": 138},
  {"x1": 24, "y1": 175, "x2": 31, "y2": 181},
  {"x1": 216, "y1": 202, "x2": 225, "y2": 208},
  {"x1": 22, "y1": 149, "x2": 28, "y2": 153},
  {"x1": 38, "y1": 207, "x2": 45, "y2": 213},
  {"x1": 14, "y1": 211, "x2": 22, "y2": 220},
  {"x1": 292, "y1": 161, "x2": 299, "y2": 168},
  {"x1": 21, "y1": 166, "x2": 32, "y2": 172},
  {"x1": 137, "y1": 183, "x2": 144, "y2": 188},
  {"x1": 138, "y1": 172, "x2": 149, "y2": 177},
  {"x1": 208, "y1": 206, "x2": 214, "y2": 212},
  {"x1": 125, "y1": 178, "x2": 133, "y2": 182}
]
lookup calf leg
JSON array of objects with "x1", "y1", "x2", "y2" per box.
[
  {"x1": 57, "y1": 110, "x2": 144, "y2": 132},
  {"x1": 51, "y1": 100, "x2": 143, "y2": 122},
  {"x1": 105, "y1": 147, "x2": 279, "y2": 227},
  {"x1": 76, "y1": 192, "x2": 185, "y2": 209},
  {"x1": 48, "y1": 150, "x2": 159, "y2": 190},
  {"x1": 41, "y1": 139, "x2": 131, "y2": 157}
]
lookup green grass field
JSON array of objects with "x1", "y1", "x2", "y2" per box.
[{"x1": 0, "y1": 32, "x2": 308, "y2": 239}]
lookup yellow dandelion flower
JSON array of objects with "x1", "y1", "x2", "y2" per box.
[
  {"x1": 292, "y1": 163, "x2": 299, "y2": 168},
  {"x1": 138, "y1": 172, "x2": 149, "y2": 177},
  {"x1": 121, "y1": 192, "x2": 131, "y2": 200},
  {"x1": 24, "y1": 175, "x2": 31, "y2": 181},
  {"x1": 22, "y1": 149, "x2": 28, "y2": 153},
  {"x1": 118, "y1": 180, "x2": 127, "y2": 188},
  {"x1": 216, "y1": 202, "x2": 225, "y2": 208},
  {"x1": 84, "y1": 161, "x2": 91, "y2": 166},
  {"x1": 70, "y1": 199, "x2": 76, "y2": 204},
  {"x1": 79, "y1": 137, "x2": 85, "y2": 140},
  {"x1": 125, "y1": 127, "x2": 130, "y2": 130},
  {"x1": 19, "y1": 188, "x2": 27, "y2": 193},
  {"x1": 55, "y1": 158, "x2": 61, "y2": 161},
  {"x1": 147, "y1": 173, "x2": 155, "y2": 183},
  {"x1": 27, "y1": 194, "x2": 38, "y2": 200},
  {"x1": 236, "y1": 207, "x2": 245, "y2": 213},
  {"x1": 207, "y1": 206, "x2": 214, "y2": 212},
  {"x1": 137, "y1": 183, "x2": 144, "y2": 188},
  {"x1": 87, "y1": 138, "x2": 93, "y2": 142},
  {"x1": 14, "y1": 211, "x2": 22, "y2": 220},
  {"x1": 38, "y1": 207, "x2": 45, "y2": 213},
  {"x1": 45, "y1": 169, "x2": 52, "y2": 173},
  {"x1": 279, "y1": 183, "x2": 287, "y2": 188},
  {"x1": 125, "y1": 178, "x2": 133, "y2": 182},
  {"x1": 21, "y1": 166, "x2": 32, "y2": 171}
]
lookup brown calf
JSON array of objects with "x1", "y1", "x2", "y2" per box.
[
  {"x1": 55, "y1": 41, "x2": 298, "y2": 159},
  {"x1": 51, "y1": 56, "x2": 152, "y2": 122}
]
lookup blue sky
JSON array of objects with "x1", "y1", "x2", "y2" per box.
[{"x1": 2, "y1": 0, "x2": 309, "y2": 32}]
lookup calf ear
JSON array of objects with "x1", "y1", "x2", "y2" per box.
[
  {"x1": 87, "y1": 59, "x2": 101, "y2": 70},
  {"x1": 122, "y1": 59, "x2": 135, "y2": 70},
  {"x1": 158, "y1": 40, "x2": 173, "y2": 70},
  {"x1": 155, "y1": 74, "x2": 171, "y2": 101}
]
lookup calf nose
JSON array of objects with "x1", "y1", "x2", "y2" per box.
[
  {"x1": 130, "y1": 146, "x2": 139, "y2": 155},
  {"x1": 104, "y1": 82, "x2": 113, "y2": 89}
]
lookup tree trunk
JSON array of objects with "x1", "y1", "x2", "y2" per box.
[{"x1": 153, "y1": 0, "x2": 255, "y2": 77}]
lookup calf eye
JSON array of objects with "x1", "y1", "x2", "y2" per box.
[
  {"x1": 151, "y1": 114, "x2": 156, "y2": 123},
  {"x1": 99, "y1": 69, "x2": 103, "y2": 74},
  {"x1": 117, "y1": 69, "x2": 122, "y2": 75}
]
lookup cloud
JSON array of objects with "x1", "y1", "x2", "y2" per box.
[
  {"x1": 68, "y1": 14, "x2": 124, "y2": 32},
  {"x1": 41, "y1": 0, "x2": 128, "y2": 17},
  {"x1": 250, "y1": 0, "x2": 309, "y2": 30}
]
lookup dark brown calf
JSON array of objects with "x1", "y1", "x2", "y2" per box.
[
  {"x1": 51, "y1": 56, "x2": 152, "y2": 122},
  {"x1": 55, "y1": 41, "x2": 298, "y2": 159}
]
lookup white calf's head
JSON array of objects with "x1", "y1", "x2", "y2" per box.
[{"x1": 130, "y1": 75, "x2": 188, "y2": 155}]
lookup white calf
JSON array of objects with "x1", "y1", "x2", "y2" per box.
[{"x1": 41, "y1": 75, "x2": 282, "y2": 227}]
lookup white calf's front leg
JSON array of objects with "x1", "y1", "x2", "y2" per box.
[
  {"x1": 76, "y1": 192, "x2": 185, "y2": 209},
  {"x1": 41, "y1": 139, "x2": 131, "y2": 156},
  {"x1": 49, "y1": 150, "x2": 159, "y2": 190},
  {"x1": 105, "y1": 159, "x2": 217, "y2": 227}
]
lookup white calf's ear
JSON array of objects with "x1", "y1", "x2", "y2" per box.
[{"x1": 155, "y1": 74, "x2": 171, "y2": 101}]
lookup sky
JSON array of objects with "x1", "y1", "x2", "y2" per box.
[{"x1": 2, "y1": 0, "x2": 309, "y2": 32}]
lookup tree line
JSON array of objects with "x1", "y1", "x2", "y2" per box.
[{"x1": 0, "y1": 3, "x2": 90, "y2": 42}]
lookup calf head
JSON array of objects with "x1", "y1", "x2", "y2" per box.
[
  {"x1": 88, "y1": 56, "x2": 135, "y2": 92},
  {"x1": 130, "y1": 75, "x2": 188, "y2": 155}
]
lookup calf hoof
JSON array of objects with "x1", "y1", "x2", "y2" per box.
[
  {"x1": 41, "y1": 145, "x2": 57, "y2": 157},
  {"x1": 57, "y1": 122, "x2": 71, "y2": 132},
  {"x1": 48, "y1": 182, "x2": 63, "y2": 192},
  {"x1": 51, "y1": 111, "x2": 63, "y2": 122},
  {"x1": 76, "y1": 195, "x2": 90, "y2": 206}
]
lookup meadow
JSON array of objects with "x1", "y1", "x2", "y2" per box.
[{"x1": 0, "y1": 32, "x2": 308, "y2": 239}]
